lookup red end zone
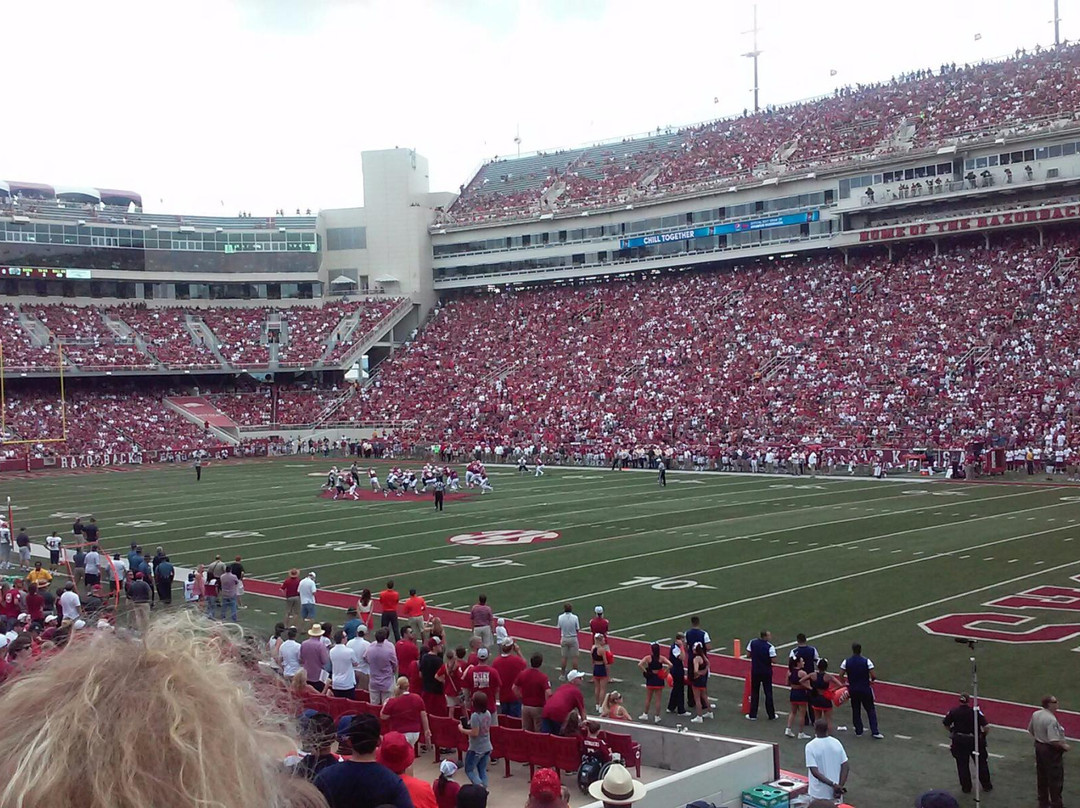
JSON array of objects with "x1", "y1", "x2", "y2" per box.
[{"x1": 316, "y1": 489, "x2": 476, "y2": 503}]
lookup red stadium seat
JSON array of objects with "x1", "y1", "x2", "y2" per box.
[
  {"x1": 429, "y1": 715, "x2": 467, "y2": 763},
  {"x1": 600, "y1": 731, "x2": 642, "y2": 777}
]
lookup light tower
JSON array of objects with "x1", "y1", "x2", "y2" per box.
[{"x1": 742, "y1": 4, "x2": 762, "y2": 113}]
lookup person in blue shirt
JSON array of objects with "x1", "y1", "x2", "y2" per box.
[
  {"x1": 745, "y1": 629, "x2": 777, "y2": 720},
  {"x1": 342, "y1": 607, "x2": 363, "y2": 641},
  {"x1": 839, "y1": 642, "x2": 883, "y2": 738},
  {"x1": 838, "y1": 643, "x2": 881, "y2": 738},
  {"x1": 314, "y1": 713, "x2": 414, "y2": 808}
]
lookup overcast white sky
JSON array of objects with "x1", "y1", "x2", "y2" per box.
[{"x1": 6, "y1": 0, "x2": 1077, "y2": 214}]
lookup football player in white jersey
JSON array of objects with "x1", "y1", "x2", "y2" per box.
[{"x1": 369, "y1": 468, "x2": 382, "y2": 492}]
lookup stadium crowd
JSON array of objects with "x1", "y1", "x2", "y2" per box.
[
  {"x1": 0, "y1": 299, "x2": 400, "y2": 371},
  {"x1": 445, "y1": 44, "x2": 1080, "y2": 224},
  {"x1": 359, "y1": 231, "x2": 1080, "y2": 460}
]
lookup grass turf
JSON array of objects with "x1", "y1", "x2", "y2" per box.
[{"x1": 4, "y1": 457, "x2": 1079, "y2": 806}]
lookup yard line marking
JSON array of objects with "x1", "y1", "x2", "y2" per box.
[
  {"x1": 515, "y1": 614, "x2": 530, "y2": 620},
  {"x1": 774, "y1": 556, "x2": 1080, "y2": 649},
  {"x1": 628, "y1": 633, "x2": 646, "y2": 639},
  {"x1": 912, "y1": 551, "x2": 924, "y2": 555},
  {"x1": 959, "y1": 555, "x2": 971, "y2": 559},
  {"x1": 1008, "y1": 559, "x2": 1019, "y2": 563},
  {"x1": 254, "y1": 478, "x2": 902, "y2": 574},
  {"x1": 891, "y1": 549, "x2": 903, "y2": 554},
  {"x1": 867, "y1": 548, "x2": 881, "y2": 552},
  {"x1": 1035, "y1": 561, "x2": 1046, "y2": 565},
  {"x1": 984, "y1": 557, "x2": 994, "y2": 561},
  {"x1": 623, "y1": 524, "x2": 1080, "y2": 633},
  {"x1": 894, "y1": 734, "x2": 912, "y2": 740},
  {"x1": 418, "y1": 489, "x2": 1064, "y2": 604}
]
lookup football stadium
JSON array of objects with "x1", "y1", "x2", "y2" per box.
[{"x1": 2, "y1": 2, "x2": 1080, "y2": 807}]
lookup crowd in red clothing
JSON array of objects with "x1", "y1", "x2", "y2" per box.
[
  {"x1": 2, "y1": 389, "x2": 207, "y2": 454},
  {"x1": 446, "y1": 45, "x2": 1080, "y2": 225},
  {"x1": 361, "y1": 230, "x2": 1080, "y2": 455},
  {"x1": 0, "y1": 299, "x2": 401, "y2": 371}
]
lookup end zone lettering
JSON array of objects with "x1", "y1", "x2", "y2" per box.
[{"x1": 59, "y1": 453, "x2": 144, "y2": 468}]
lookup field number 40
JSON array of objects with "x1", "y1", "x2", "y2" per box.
[{"x1": 620, "y1": 575, "x2": 715, "y2": 590}]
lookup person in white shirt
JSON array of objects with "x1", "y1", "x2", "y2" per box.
[
  {"x1": 557, "y1": 603, "x2": 580, "y2": 680},
  {"x1": 805, "y1": 718, "x2": 849, "y2": 802},
  {"x1": 298, "y1": 572, "x2": 318, "y2": 621},
  {"x1": 346, "y1": 623, "x2": 371, "y2": 692},
  {"x1": 328, "y1": 630, "x2": 360, "y2": 699},
  {"x1": 45, "y1": 532, "x2": 63, "y2": 572},
  {"x1": 83, "y1": 546, "x2": 102, "y2": 589},
  {"x1": 58, "y1": 582, "x2": 82, "y2": 622},
  {"x1": 278, "y1": 627, "x2": 303, "y2": 678}
]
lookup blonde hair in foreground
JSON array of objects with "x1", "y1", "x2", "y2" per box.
[{"x1": 0, "y1": 612, "x2": 299, "y2": 808}]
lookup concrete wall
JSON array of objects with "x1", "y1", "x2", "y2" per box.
[{"x1": 585, "y1": 719, "x2": 776, "y2": 808}]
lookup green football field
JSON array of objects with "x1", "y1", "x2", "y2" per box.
[{"x1": 5, "y1": 456, "x2": 1080, "y2": 709}]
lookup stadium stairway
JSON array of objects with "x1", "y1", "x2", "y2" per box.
[{"x1": 164, "y1": 396, "x2": 240, "y2": 444}]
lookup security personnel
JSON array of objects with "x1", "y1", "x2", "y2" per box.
[
  {"x1": 194, "y1": 453, "x2": 203, "y2": 481},
  {"x1": 657, "y1": 458, "x2": 667, "y2": 487},
  {"x1": 943, "y1": 693, "x2": 992, "y2": 794},
  {"x1": 745, "y1": 629, "x2": 777, "y2": 720},
  {"x1": 839, "y1": 642, "x2": 882, "y2": 738},
  {"x1": 433, "y1": 476, "x2": 445, "y2": 511}
]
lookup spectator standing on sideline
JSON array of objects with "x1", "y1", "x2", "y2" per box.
[
  {"x1": 71, "y1": 543, "x2": 85, "y2": 587},
  {"x1": 128, "y1": 574, "x2": 152, "y2": 630},
  {"x1": 58, "y1": 581, "x2": 82, "y2": 622},
  {"x1": 300, "y1": 624, "x2": 330, "y2": 692},
  {"x1": 745, "y1": 630, "x2": 777, "y2": 720},
  {"x1": 492, "y1": 637, "x2": 527, "y2": 718},
  {"x1": 343, "y1": 607, "x2": 362, "y2": 640},
  {"x1": 299, "y1": 572, "x2": 318, "y2": 621},
  {"x1": 14, "y1": 527, "x2": 30, "y2": 572},
  {"x1": 685, "y1": 616, "x2": 710, "y2": 708},
  {"x1": 379, "y1": 580, "x2": 401, "y2": 641},
  {"x1": 282, "y1": 569, "x2": 302, "y2": 625},
  {"x1": 657, "y1": 458, "x2": 666, "y2": 486},
  {"x1": 1029, "y1": 695, "x2": 1069, "y2": 808},
  {"x1": 557, "y1": 603, "x2": 580, "y2": 680},
  {"x1": 943, "y1": 692, "x2": 992, "y2": 794},
  {"x1": 217, "y1": 567, "x2": 239, "y2": 622},
  {"x1": 228, "y1": 556, "x2": 245, "y2": 609},
  {"x1": 365, "y1": 627, "x2": 399, "y2": 705},
  {"x1": 402, "y1": 588, "x2": 426, "y2": 641},
  {"x1": 541, "y1": 670, "x2": 586, "y2": 734},
  {"x1": 840, "y1": 642, "x2": 882, "y2": 738},
  {"x1": 805, "y1": 718, "x2": 849, "y2": 803},
  {"x1": 469, "y1": 594, "x2": 495, "y2": 653},
  {"x1": 514, "y1": 652, "x2": 552, "y2": 732},
  {"x1": 194, "y1": 454, "x2": 203, "y2": 481},
  {"x1": 82, "y1": 518, "x2": 99, "y2": 545},
  {"x1": 313, "y1": 713, "x2": 414, "y2": 808},
  {"x1": 155, "y1": 556, "x2": 175, "y2": 606},
  {"x1": 590, "y1": 606, "x2": 609, "y2": 637}
]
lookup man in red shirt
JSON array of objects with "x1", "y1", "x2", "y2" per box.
[
  {"x1": 462, "y1": 647, "x2": 501, "y2": 713},
  {"x1": 378, "y1": 579, "x2": 401, "y2": 641},
  {"x1": 401, "y1": 588, "x2": 427, "y2": 641},
  {"x1": 396, "y1": 626, "x2": 420, "y2": 673},
  {"x1": 590, "y1": 606, "x2": 609, "y2": 638},
  {"x1": 541, "y1": 670, "x2": 586, "y2": 735},
  {"x1": 514, "y1": 652, "x2": 552, "y2": 733},
  {"x1": 280, "y1": 569, "x2": 301, "y2": 626},
  {"x1": 491, "y1": 637, "x2": 527, "y2": 718}
]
